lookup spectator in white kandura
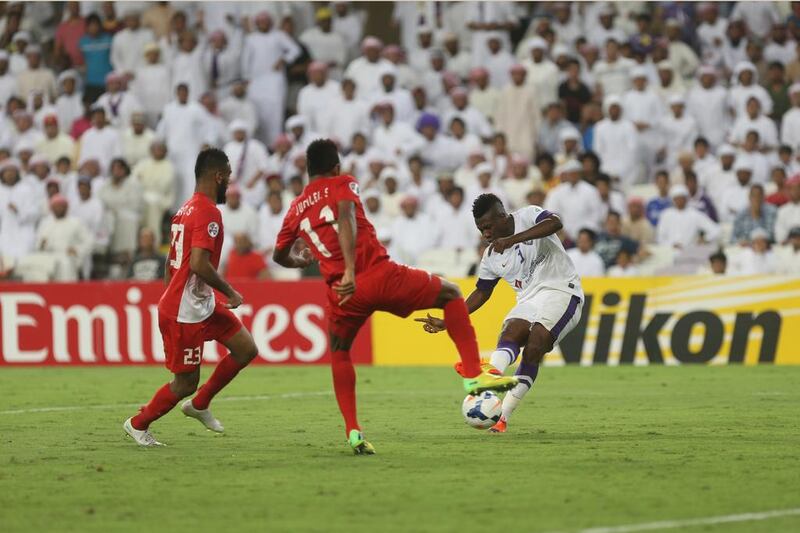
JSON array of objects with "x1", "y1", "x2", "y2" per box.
[
  {"x1": 466, "y1": 162, "x2": 506, "y2": 209},
  {"x1": 224, "y1": 119, "x2": 271, "y2": 209},
  {"x1": 404, "y1": 155, "x2": 437, "y2": 209},
  {"x1": 700, "y1": 143, "x2": 738, "y2": 208},
  {"x1": 96, "y1": 72, "x2": 142, "y2": 130},
  {"x1": 54, "y1": 70, "x2": 82, "y2": 134},
  {"x1": 388, "y1": 195, "x2": 436, "y2": 266},
  {"x1": 297, "y1": 62, "x2": 341, "y2": 135},
  {"x1": 242, "y1": 11, "x2": 302, "y2": 145},
  {"x1": 197, "y1": 91, "x2": 229, "y2": 148},
  {"x1": 622, "y1": 197, "x2": 655, "y2": 245},
  {"x1": 372, "y1": 65, "x2": 416, "y2": 123},
  {"x1": 729, "y1": 96, "x2": 779, "y2": 150},
  {"x1": 662, "y1": 94, "x2": 699, "y2": 170},
  {"x1": 132, "y1": 140, "x2": 175, "y2": 245},
  {"x1": 444, "y1": 87, "x2": 493, "y2": 141},
  {"x1": 372, "y1": 99, "x2": 424, "y2": 162},
  {"x1": 0, "y1": 51, "x2": 18, "y2": 108},
  {"x1": 654, "y1": 61, "x2": 686, "y2": 103},
  {"x1": 592, "y1": 36, "x2": 634, "y2": 97},
  {"x1": 111, "y1": 11, "x2": 155, "y2": 77},
  {"x1": 257, "y1": 190, "x2": 288, "y2": 262},
  {"x1": 594, "y1": 95, "x2": 640, "y2": 187},
  {"x1": 128, "y1": 227, "x2": 166, "y2": 281},
  {"x1": 132, "y1": 43, "x2": 171, "y2": 128},
  {"x1": 17, "y1": 45, "x2": 57, "y2": 101},
  {"x1": 98, "y1": 158, "x2": 142, "y2": 264},
  {"x1": 320, "y1": 78, "x2": 370, "y2": 150},
  {"x1": 764, "y1": 23, "x2": 796, "y2": 66},
  {"x1": 730, "y1": 2, "x2": 780, "y2": 40},
  {"x1": 202, "y1": 30, "x2": 242, "y2": 99},
  {"x1": 379, "y1": 166, "x2": 403, "y2": 218},
  {"x1": 731, "y1": 228, "x2": 778, "y2": 275},
  {"x1": 567, "y1": 228, "x2": 606, "y2": 277},
  {"x1": 719, "y1": 160, "x2": 756, "y2": 223},
  {"x1": 407, "y1": 25, "x2": 436, "y2": 74},
  {"x1": 501, "y1": 154, "x2": 540, "y2": 211},
  {"x1": 736, "y1": 130, "x2": 771, "y2": 185},
  {"x1": 285, "y1": 115, "x2": 318, "y2": 151},
  {"x1": 9, "y1": 31, "x2": 30, "y2": 75},
  {"x1": 332, "y1": 1, "x2": 365, "y2": 60},
  {"x1": 468, "y1": 67, "x2": 500, "y2": 125},
  {"x1": 32, "y1": 194, "x2": 92, "y2": 281},
  {"x1": 665, "y1": 18, "x2": 700, "y2": 81},
  {"x1": 607, "y1": 248, "x2": 641, "y2": 277},
  {"x1": 484, "y1": 33, "x2": 515, "y2": 90},
  {"x1": 12, "y1": 110, "x2": 45, "y2": 148},
  {"x1": 72, "y1": 176, "x2": 111, "y2": 261},
  {"x1": 494, "y1": 64, "x2": 539, "y2": 160},
  {"x1": 416, "y1": 112, "x2": 462, "y2": 172},
  {"x1": 729, "y1": 61, "x2": 772, "y2": 118},
  {"x1": 218, "y1": 184, "x2": 259, "y2": 269},
  {"x1": 122, "y1": 112, "x2": 155, "y2": 166},
  {"x1": 657, "y1": 184, "x2": 721, "y2": 248},
  {"x1": 37, "y1": 113, "x2": 75, "y2": 165},
  {"x1": 776, "y1": 226, "x2": 800, "y2": 273},
  {"x1": 544, "y1": 159, "x2": 604, "y2": 241},
  {"x1": 218, "y1": 80, "x2": 258, "y2": 136},
  {"x1": 79, "y1": 106, "x2": 122, "y2": 175},
  {"x1": 448, "y1": 117, "x2": 483, "y2": 164},
  {"x1": 686, "y1": 65, "x2": 730, "y2": 148},
  {"x1": 595, "y1": 174, "x2": 626, "y2": 220},
  {"x1": 170, "y1": 30, "x2": 207, "y2": 101},
  {"x1": 343, "y1": 36, "x2": 391, "y2": 99},
  {"x1": 780, "y1": 83, "x2": 800, "y2": 151},
  {"x1": 434, "y1": 186, "x2": 478, "y2": 252},
  {"x1": 442, "y1": 32, "x2": 471, "y2": 80},
  {"x1": 156, "y1": 83, "x2": 208, "y2": 207},
  {"x1": 775, "y1": 175, "x2": 800, "y2": 243},
  {"x1": 522, "y1": 36, "x2": 558, "y2": 108},
  {"x1": 625, "y1": 66, "x2": 666, "y2": 178},
  {"x1": 300, "y1": 7, "x2": 347, "y2": 80},
  {"x1": 538, "y1": 102, "x2": 573, "y2": 157},
  {"x1": 0, "y1": 159, "x2": 39, "y2": 259}
]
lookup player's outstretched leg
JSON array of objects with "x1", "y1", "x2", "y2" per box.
[
  {"x1": 329, "y1": 333, "x2": 375, "y2": 455},
  {"x1": 183, "y1": 328, "x2": 258, "y2": 433},
  {"x1": 434, "y1": 280, "x2": 519, "y2": 394},
  {"x1": 125, "y1": 370, "x2": 200, "y2": 446},
  {"x1": 491, "y1": 324, "x2": 550, "y2": 433}
]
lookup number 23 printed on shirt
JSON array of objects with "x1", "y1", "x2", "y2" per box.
[
  {"x1": 300, "y1": 205, "x2": 337, "y2": 257},
  {"x1": 169, "y1": 223, "x2": 184, "y2": 269}
]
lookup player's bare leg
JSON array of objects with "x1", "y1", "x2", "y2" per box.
[
  {"x1": 329, "y1": 332, "x2": 375, "y2": 455},
  {"x1": 432, "y1": 280, "x2": 519, "y2": 394},
  {"x1": 182, "y1": 327, "x2": 258, "y2": 433},
  {"x1": 492, "y1": 323, "x2": 552, "y2": 433},
  {"x1": 125, "y1": 369, "x2": 200, "y2": 446}
]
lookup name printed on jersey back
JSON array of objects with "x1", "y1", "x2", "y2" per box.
[{"x1": 294, "y1": 188, "x2": 329, "y2": 217}]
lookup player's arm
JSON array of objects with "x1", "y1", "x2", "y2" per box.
[
  {"x1": 189, "y1": 247, "x2": 243, "y2": 308},
  {"x1": 489, "y1": 212, "x2": 563, "y2": 255},
  {"x1": 333, "y1": 199, "x2": 357, "y2": 306},
  {"x1": 415, "y1": 280, "x2": 497, "y2": 334},
  {"x1": 163, "y1": 257, "x2": 172, "y2": 286},
  {"x1": 273, "y1": 241, "x2": 314, "y2": 269}
]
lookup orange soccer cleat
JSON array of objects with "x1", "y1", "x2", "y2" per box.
[
  {"x1": 454, "y1": 358, "x2": 502, "y2": 377},
  {"x1": 489, "y1": 417, "x2": 507, "y2": 434}
]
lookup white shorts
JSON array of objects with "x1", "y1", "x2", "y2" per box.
[{"x1": 504, "y1": 288, "x2": 583, "y2": 345}]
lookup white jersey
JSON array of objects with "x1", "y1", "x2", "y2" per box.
[{"x1": 476, "y1": 205, "x2": 582, "y2": 304}]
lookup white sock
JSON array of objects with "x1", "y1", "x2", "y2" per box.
[
  {"x1": 501, "y1": 376, "x2": 533, "y2": 421},
  {"x1": 489, "y1": 343, "x2": 520, "y2": 374}
]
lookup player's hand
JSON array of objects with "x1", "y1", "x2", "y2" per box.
[
  {"x1": 296, "y1": 247, "x2": 314, "y2": 268},
  {"x1": 414, "y1": 313, "x2": 446, "y2": 334},
  {"x1": 225, "y1": 289, "x2": 244, "y2": 309},
  {"x1": 334, "y1": 269, "x2": 356, "y2": 306},
  {"x1": 488, "y1": 236, "x2": 513, "y2": 255}
]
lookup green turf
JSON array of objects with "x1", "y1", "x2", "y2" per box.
[{"x1": 1, "y1": 366, "x2": 799, "y2": 533}]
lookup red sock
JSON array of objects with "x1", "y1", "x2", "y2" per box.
[
  {"x1": 444, "y1": 298, "x2": 481, "y2": 378},
  {"x1": 331, "y1": 350, "x2": 359, "y2": 435},
  {"x1": 131, "y1": 383, "x2": 180, "y2": 430},
  {"x1": 192, "y1": 354, "x2": 245, "y2": 410}
]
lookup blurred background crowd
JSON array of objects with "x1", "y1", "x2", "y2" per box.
[{"x1": 1, "y1": 1, "x2": 799, "y2": 283}]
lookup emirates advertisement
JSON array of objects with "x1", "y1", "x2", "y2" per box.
[{"x1": 0, "y1": 281, "x2": 373, "y2": 366}]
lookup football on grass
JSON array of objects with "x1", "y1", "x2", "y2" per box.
[{"x1": 462, "y1": 391, "x2": 502, "y2": 429}]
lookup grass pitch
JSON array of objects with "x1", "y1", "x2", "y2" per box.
[{"x1": 1, "y1": 365, "x2": 799, "y2": 533}]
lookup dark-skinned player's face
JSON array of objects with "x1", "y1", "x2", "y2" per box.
[
  {"x1": 215, "y1": 163, "x2": 232, "y2": 204},
  {"x1": 474, "y1": 203, "x2": 510, "y2": 243}
]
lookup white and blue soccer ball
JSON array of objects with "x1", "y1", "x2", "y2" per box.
[{"x1": 462, "y1": 391, "x2": 502, "y2": 429}]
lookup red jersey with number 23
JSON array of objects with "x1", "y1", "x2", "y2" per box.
[
  {"x1": 276, "y1": 175, "x2": 388, "y2": 285},
  {"x1": 159, "y1": 193, "x2": 224, "y2": 323}
]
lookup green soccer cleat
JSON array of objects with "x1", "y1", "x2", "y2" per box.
[
  {"x1": 348, "y1": 429, "x2": 376, "y2": 455},
  {"x1": 463, "y1": 371, "x2": 519, "y2": 395}
]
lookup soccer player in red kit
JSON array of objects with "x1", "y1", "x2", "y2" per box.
[
  {"x1": 273, "y1": 139, "x2": 518, "y2": 454},
  {"x1": 123, "y1": 148, "x2": 259, "y2": 446}
]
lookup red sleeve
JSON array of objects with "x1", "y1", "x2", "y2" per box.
[
  {"x1": 333, "y1": 176, "x2": 361, "y2": 204},
  {"x1": 191, "y1": 206, "x2": 222, "y2": 252},
  {"x1": 275, "y1": 209, "x2": 298, "y2": 250}
]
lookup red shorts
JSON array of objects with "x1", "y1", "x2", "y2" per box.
[
  {"x1": 327, "y1": 260, "x2": 442, "y2": 339},
  {"x1": 158, "y1": 302, "x2": 242, "y2": 374}
]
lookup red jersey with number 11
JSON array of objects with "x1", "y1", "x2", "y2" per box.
[{"x1": 276, "y1": 175, "x2": 389, "y2": 285}]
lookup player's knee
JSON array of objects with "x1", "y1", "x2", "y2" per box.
[
  {"x1": 172, "y1": 381, "x2": 198, "y2": 399},
  {"x1": 439, "y1": 280, "x2": 462, "y2": 302}
]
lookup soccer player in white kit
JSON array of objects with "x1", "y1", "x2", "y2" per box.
[{"x1": 417, "y1": 193, "x2": 584, "y2": 433}]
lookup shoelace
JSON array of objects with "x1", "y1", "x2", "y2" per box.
[{"x1": 142, "y1": 431, "x2": 158, "y2": 445}]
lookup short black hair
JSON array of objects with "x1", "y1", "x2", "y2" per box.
[
  {"x1": 194, "y1": 147, "x2": 229, "y2": 181},
  {"x1": 86, "y1": 14, "x2": 101, "y2": 26},
  {"x1": 595, "y1": 173, "x2": 611, "y2": 186},
  {"x1": 779, "y1": 144, "x2": 793, "y2": 155},
  {"x1": 111, "y1": 157, "x2": 130, "y2": 176},
  {"x1": 535, "y1": 152, "x2": 555, "y2": 166},
  {"x1": 694, "y1": 136, "x2": 709, "y2": 148},
  {"x1": 578, "y1": 228, "x2": 597, "y2": 242},
  {"x1": 472, "y1": 193, "x2": 503, "y2": 219},
  {"x1": 709, "y1": 251, "x2": 727, "y2": 263},
  {"x1": 607, "y1": 210, "x2": 621, "y2": 221},
  {"x1": 306, "y1": 138, "x2": 340, "y2": 177}
]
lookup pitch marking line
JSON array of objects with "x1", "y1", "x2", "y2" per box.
[{"x1": 554, "y1": 507, "x2": 800, "y2": 533}]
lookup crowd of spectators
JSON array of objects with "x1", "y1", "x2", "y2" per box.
[{"x1": 1, "y1": 1, "x2": 800, "y2": 283}]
